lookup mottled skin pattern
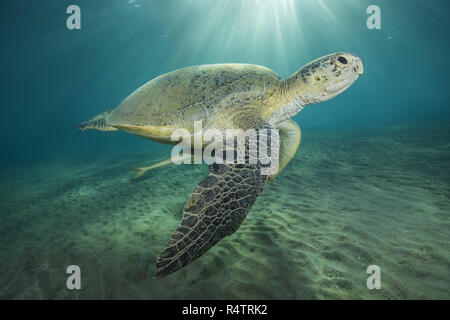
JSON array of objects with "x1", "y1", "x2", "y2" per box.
[
  {"x1": 78, "y1": 52, "x2": 363, "y2": 278},
  {"x1": 155, "y1": 124, "x2": 277, "y2": 277}
]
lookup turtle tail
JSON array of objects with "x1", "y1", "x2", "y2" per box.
[{"x1": 77, "y1": 110, "x2": 118, "y2": 131}]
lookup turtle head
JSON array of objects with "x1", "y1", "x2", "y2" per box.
[
  {"x1": 297, "y1": 52, "x2": 363, "y2": 104},
  {"x1": 268, "y1": 52, "x2": 363, "y2": 125}
]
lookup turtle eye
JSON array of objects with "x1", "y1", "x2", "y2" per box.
[{"x1": 337, "y1": 56, "x2": 348, "y2": 64}]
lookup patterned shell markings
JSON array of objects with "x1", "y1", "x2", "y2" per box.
[{"x1": 107, "y1": 64, "x2": 280, "y2": 132}]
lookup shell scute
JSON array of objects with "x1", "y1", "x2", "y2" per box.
[{"x1": 107, "y1": 64, "x2": 280, "y2": 135}]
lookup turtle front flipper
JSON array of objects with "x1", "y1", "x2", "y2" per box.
[
  {"x1": 154, "y1": 124, "x2": 278, "y2": 278},
  {"x1": 273, "y1": 119, "x2": 301, "y2": 178},
  {"x1": 154, "y1": 162, "x2": 269, "y2": 278}
]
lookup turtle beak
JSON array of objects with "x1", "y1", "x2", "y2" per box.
[{"x1": 354, "y1": 57, "x2": 364, "y2": 75}]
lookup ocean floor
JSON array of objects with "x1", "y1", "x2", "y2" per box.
[{"x1": 0, "y1": 122, "x2": 449, "y2": 299}]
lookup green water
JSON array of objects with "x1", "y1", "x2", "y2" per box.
[
  {"x1": 1, "y1": 0, "x2": 449, "y2": 299},
  {"x1": 1, "y1": 123, "x2": 448, "y2": 299}
]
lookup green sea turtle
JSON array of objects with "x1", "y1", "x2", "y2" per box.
[{"x1": 78, "y1": 52, "x2": 363, "y2": 278}]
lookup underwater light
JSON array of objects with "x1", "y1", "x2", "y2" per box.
[{"x1": 163, "y1": 0, "x2": 357, "y2": 73}]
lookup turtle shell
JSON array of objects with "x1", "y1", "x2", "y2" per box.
[{"x1": 107, "y1": 64, "x2": 280, "y2": 136}]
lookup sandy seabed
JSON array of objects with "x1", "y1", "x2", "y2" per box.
[{"x1": 0, "y1": 123, "x2": 449, "y2": 299}]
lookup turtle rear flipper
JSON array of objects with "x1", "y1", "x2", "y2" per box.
[
  {"x1": 131, "y1": 155, "x2": 186, "y2": 179},
  {"x1": 77, "y1": 110, "x2": 118, "y2": 131}
]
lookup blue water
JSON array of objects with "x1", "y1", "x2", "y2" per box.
[
  {"x1": 1, "y1": 0, "x2": 449, "y2": 166},
  {"x1": 0, "y1": 0, "x2": 449, "y2": 299}
]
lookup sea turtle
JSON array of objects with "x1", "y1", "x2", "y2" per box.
[{"x1": 78, "y1": 52, "x2": 363, "y2": 278}]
